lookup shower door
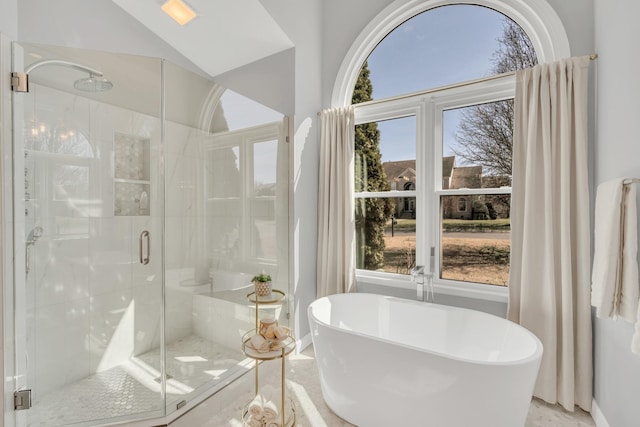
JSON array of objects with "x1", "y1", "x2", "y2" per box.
[{"x1": 11, "y1": 42, "x2": 166, "y2": 427}]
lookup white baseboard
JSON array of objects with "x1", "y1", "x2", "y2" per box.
[
  {"x1": 296, "y1": 333, "x2": 312, "y2": 352},
  {"x1": 591, "y1": 398, "x2": 611, "y2": 427}
]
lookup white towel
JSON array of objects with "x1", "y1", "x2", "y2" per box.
[
  {"x1": 262, "y1": 399, "x2": 292, "y2": 427},
  {"x1": 246, "y1": 416, "x2": 262, "y2": 427},
  {"x1": 262, "y1": 398, "x2": 279, "y2": 420},
  {"x1": 591, "y1": 179, "x2": 640, "y2": 323},
  {"x1": 249, "y1": 334, "x2": 270, "y2": 353},
  {"x1": 247, "y1": 394, "x2": 264, "y2": 419}
]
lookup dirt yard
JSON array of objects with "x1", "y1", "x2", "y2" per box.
[{"x1": 382, "y1": 233, "x2": 510, "y2": 286}]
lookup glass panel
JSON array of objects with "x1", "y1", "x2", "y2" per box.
[
  {"x1": 207, "y1": 145, "x2": 241, "y2": 199},
  {"x1": 213, "y1": 90, "x2": 284, "y2": 132},
  {"x1": 253, "y1": 139, "x2": 278, "y2": 196},
  {"x1": 250, "y1": 199, "x2": 276, "y2": 259},
  {"x1": 164, "y1": 61, "x2": 249, "y2": 415},
  {"x1": 13, "y1": 43, "x2": 164, "y2": 426},
  {"x1": 356, "y1": 116, "x2": 416, "y2": 193},
  {"x1": 359, "y1": 4, "x2": 537, "y2": 101},
  {"x1": 11, "y1": 43, "x2": 291, "y2": 427},
  {"x1": 356, "y1": 197, "x2": 416, "y2": 274},
  {"x1": 442, "y1": 100, "x2": 514, "y2": 189},
  {"x1": 440, "y1": 194, "x2": 511, "y2": 286}
]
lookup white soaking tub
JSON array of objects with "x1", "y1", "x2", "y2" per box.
[{"x1": 308, "y1": 293, "x2": 543, "y2": 427}]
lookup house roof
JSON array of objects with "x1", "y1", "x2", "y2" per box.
[
  {"x1": 382, "y1": 160, "x2": 416, "y2": 181},
  {"x1": 443, "y1": 156, "x2": 455, "y2": 178},
  {"x1": 451, "y1": 165, "x2": 483, "y2": 189},
  {"x1": 382, "y1": 156, "x2": 461, "y2": 181},
  {"x1": 452, "y1": 165, "x2": 482, "y2": 177},
  {"x1": 383, "y1": 158, "x2": 485, "y2": 189}
]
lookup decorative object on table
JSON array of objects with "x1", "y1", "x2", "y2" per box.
[
  {"x1": 259, "y1": 314, "x2": 278, "y2": 337},
  {"x1": 254, "y1": 315, "x2": 290, "y2": 351},
  {"x1": 252, "y1": 273, "x2": 272, "y2": 297},
  {"x1": 241, "y1": 286, "x2": 296, "y2": 426}
]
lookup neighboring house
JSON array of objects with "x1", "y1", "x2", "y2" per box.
[
  {"x1": 383, "y1": 156, "x2": 511, "y2": 220},
  {"x1": 382, "y1": 160, "x2": 417, "y2": 218}
]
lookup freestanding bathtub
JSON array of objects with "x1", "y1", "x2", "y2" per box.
[{"x1": 308, "y1": 293, "x2": 543, "y2": 427}]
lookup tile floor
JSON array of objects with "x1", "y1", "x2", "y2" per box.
[
  {"x1": 26, "y1": 340, "x2": 597, "y2": 427},
  {"x1": 176, "y1": 345, "x2": 596, "y2": 427}
]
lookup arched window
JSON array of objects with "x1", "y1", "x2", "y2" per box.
[{"x1": 347, "y1": 0, "x2": 569, "y2": 291}]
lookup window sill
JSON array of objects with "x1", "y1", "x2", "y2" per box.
[{"x1": 355, "y1": 270, "x2": 508, "y2": 304}]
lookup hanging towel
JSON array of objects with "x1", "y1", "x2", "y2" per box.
[{"x1": 591, "y1": 179, "x2": 640, "y2": 323}]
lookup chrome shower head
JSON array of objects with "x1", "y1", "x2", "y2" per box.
[
  {"x1": 14, "y1": 59, "x2": 113, "y2": 94},
  {"x1": 73, "y1": 74, "x2": 113, "y2": 93}
]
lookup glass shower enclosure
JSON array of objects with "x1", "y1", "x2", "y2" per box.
[{"x1": 6, "y1": 42, "x2": 290, "y2": 427}]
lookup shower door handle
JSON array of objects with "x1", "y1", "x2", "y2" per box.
[{"x1": 139, "y1": 230, "x2": 150, "y2": 265}]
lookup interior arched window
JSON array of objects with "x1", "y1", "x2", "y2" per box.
[{"x1": 352, "y1": 4, "x2": 538, "y2": 288}]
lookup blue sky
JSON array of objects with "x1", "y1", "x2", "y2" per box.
[{"x1": 366, "y1": 5, "x2": 509, "y2": 163}]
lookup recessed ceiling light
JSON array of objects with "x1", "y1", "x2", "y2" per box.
[{"x1": 161, "y1": 0, "x2": 197, "y2": 26}]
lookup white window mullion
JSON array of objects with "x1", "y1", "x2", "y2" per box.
[{"x1": 418, "y1": 98, "x2": 432, "y2": 274}]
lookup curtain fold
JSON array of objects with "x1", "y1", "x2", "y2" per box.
[
  {"x1": 508, "y1": 56, "x2": 592, "y2": 412},
  {"x1": 317, "y1": 106, "x2": 356, "y2": 297}
]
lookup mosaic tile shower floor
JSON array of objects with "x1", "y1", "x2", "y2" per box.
[{"x1": 26, "y1": 335, "x2": 244, "y2": 427}]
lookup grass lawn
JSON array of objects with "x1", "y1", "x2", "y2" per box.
[{"x1": 380, "y1": 218, "x2": 510, "y2": 286}]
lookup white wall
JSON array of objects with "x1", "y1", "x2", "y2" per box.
[
  {"x1": 0, "y1": 0, "x2": 17, "y2": 39},
  {"x1": 593, "y1": 1, "x2": 640, "y2": 425},
  {"x1": 320, "y1": 0, "x2": 396, "y2": 106},
  {"x1": 259, "y1": 0, "x2": 323, "y2": 340}
]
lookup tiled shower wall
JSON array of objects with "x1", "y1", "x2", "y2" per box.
[{"x1": 22, "y1": 83, "x2": 204, "y2": 399}]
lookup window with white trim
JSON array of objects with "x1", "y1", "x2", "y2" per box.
[{"x1": 352, "y1": 4, "x2": 537, "y2": 288}]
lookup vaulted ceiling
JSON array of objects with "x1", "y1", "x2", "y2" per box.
[{"x1": 111, "y1": 0, "x2": 294, "y2": 78}]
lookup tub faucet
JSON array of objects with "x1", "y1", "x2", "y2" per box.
[
  {"x1": 411, "y1": 265, "x2": 434, "y2": 302},
  {"x1": 411, "y1": 265, "x2": 425, "y2": 300}
]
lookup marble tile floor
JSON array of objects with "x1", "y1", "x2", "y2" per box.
[
  {"x1": 186, "y1": 345, "x2": 596, "y2": 427},
  {"x1": 24, "y1": 339, "x2": 596, "y2": 427},
  {"x1": 26, "y1": 335, "x2": 245, "y2": 427}
]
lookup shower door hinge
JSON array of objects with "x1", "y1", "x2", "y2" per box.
[
  {"x1": 14, "y1": 389, "x2": 32, "y2": 410},
  {"x1": 11, "y1": 72, "x2": 28, "y2": 92}
]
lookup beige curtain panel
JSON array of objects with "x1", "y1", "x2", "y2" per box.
[
  {"x1": 316, "y1": 106, "x2": 356, "y2": 297},
  {"x1": 508, "y1": 56, "x2": 592, "y2": 412}
]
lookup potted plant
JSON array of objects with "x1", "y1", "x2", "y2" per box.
[{"x1": 252, "y1": 273, "x2": 272, "y2": 297}]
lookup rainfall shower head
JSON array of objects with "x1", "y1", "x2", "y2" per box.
[
  {"x1": 74, "y1": 74, "x2": 114, "y2": 93},
  {"x1": 13, "y1": 59, "x2": 114, "y2": 93}
]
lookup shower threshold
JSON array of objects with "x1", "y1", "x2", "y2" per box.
[{"x1": 25, "y1": 335, "x2": 247, "y2": 427}]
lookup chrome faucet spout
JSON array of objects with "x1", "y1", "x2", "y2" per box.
[
  {"x1": 411, "y1": 265, "x2": 425, "y2": 301},
  {"x1": 411, "y1": 265, "x2": 424, "y2": 283}
]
